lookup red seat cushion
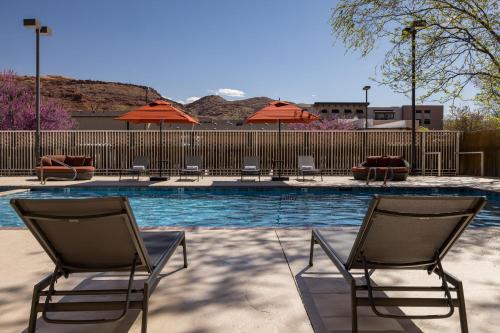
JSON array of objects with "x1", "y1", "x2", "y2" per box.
[
  {"x1": 365, "y1": 156, "x2": 380, "y2": 167},
  {"x1": 389, "y1": 156, "x2": 405, "y2": 167},
  {"x1": 65, "y1": 156, "x2": 87, "y2": 167},
  {"x1": 377, "y1": 156, "x2": 391, "y2": 167},
  {"x1": 40, "y1": 156, "x2": 52, "y2": 166}
]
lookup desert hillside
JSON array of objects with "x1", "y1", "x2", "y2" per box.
[{"x1": 16, "y1": 75, "x2": 309, "y2": 120}]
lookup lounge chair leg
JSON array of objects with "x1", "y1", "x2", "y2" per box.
[
  {"x1": 28, "y1": 287, "x2": 39, "y2": 333},
  {"x1": 142, "y1": 283, "x2": 149, "y2": 333},
  {"x1": 182, "y1": 237, "x2": 188, "y2": 268},
  {"x1": 309, "y1": 231, "x2": 315, "y2": 266},
  {"x1": 351, "y1": 281, "x2": 358, "y2": 332},
  {"x1": 457, "y1": 282, "x2": 469, "y2": 333}
]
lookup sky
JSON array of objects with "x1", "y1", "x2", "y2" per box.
[{"x1": 0, "y1": 0, "x2": 462, "y2": 108}]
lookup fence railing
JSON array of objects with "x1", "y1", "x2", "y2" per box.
[
  {"x1": 0, "y1": 130, "x2": 461, "y2": 176},
  {"x1": 460, "y1": 129, "x2": 499, "y2": 177}
]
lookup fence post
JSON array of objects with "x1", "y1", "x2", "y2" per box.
[
  {"x1": 421, "y1": 131, "x2": 426, "y2": 175},
  {"x1": 455, "y1": 131, "x2": 461, "y2": 175}
]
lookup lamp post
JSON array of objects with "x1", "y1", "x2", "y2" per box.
[
  {"x1": 23, "y1": 18, "x2": 52, "y2": 164},
  {"x1": 362, "y1": 86, "x2": 370, "y2": 129},
  {"x1": 402, "y1": 20, "x2": 426, "y2": 172}
]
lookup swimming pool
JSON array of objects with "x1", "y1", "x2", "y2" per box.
[{"x1": 1, "y1": 187, "x2": 498, "y2": 228}]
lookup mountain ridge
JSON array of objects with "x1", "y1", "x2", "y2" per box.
[{"x1": 14, "y1": 75, "x2": 310, "y2": 120}]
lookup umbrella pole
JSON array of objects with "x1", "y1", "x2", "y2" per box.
[{"x1": 150, "y1": 121, "x2": 169, "y2": 181}]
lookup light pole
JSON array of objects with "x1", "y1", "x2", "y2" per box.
[
  {"x1": 362, "y1": 86, "x2": 370, "y2": 129},
  {"x1": 23, "y1": 18, "x2": 52, "y2": 164},
  {"x1": 403, "y1": 20, "x2": 426, "y2": 172}
]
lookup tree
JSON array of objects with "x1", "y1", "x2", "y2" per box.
[
  {"x1": 288, "y1": 118, "x2": 359, "y2": 130},
  {"x1": 444, "y1": 105, "x2": 500, "y2": 131},
  {"x1": 330, "y1": 0, "x2": 499, "y2": 109},
  {"x1": 0, "y1": 71, "x2": 74, "y2": 130}
]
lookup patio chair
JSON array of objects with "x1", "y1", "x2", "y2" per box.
[
  {"x1": 298, "y1": 155, "x2": 323, "y2": 181},
  {"x1": 119, "y1": 156, "x2": 149, "y2": 181},
  {"x1": 240, "y1": 156, "x2": 261, "y2": 181},
  {"x1": 309, "y1": 195, "x2": 486, "y2": 333},
  {"x1": 11, "y1": 197, "x2": 188, "y2": 333},
  {"x1": 180, "y1": 155, "x2": 204, "y2": 181}
]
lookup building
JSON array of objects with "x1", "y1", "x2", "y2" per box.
[
  {"x1": 312, "y1": 102, "x2": 369, "y2": 120},
  {"x1": 312, "y1": 102, "x2": 444, "y2": 130}
]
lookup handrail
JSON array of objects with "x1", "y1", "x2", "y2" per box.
[{"x1": 39, "y1": 156, "x2": 78, "y2": 185}]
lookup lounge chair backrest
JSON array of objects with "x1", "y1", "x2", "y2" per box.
[
  {"x1": 243, "y1": 156, "x2": 260, "y2": 169},
  {"x1": 132, "y1": 156, "x2": 149, "y2": 168},
  {"x1": 298, "y1": 156, "x2": 315, "y2": 169},
  {"x1": 346, "y1": 195, "x2": 486, "y2": 271},
  {"x1": 10, "y1": 197, "x2": 153, "y2": 273},
  {"x1": 184, "y1": 155, "x2": 202, "y2": 168}
]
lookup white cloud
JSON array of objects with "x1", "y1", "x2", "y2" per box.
[
  {"x1": 184, "y1": 96, "x2": 201, "y2": 104},
  {"x1": 215, "y1": 88, "x2": 246, "y2": 98}
]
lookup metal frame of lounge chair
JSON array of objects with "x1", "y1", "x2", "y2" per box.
[
  {"x1": 309, "y1": 195, "x2": 486, "y2": 333},
  {"x1": 297, "y1": 155, "x2": 323, "y2": 181},
  {"x1": 10, "y1": 197, "x2": 188, "y2": 333},
  {"x1": 119, "y1": 156, "x2": 149, "y2": 181},
  {"x1": 179, "y1": 155, "x2": 204, "y2": 181},
  {"x1": 240, "y1": 156, "x2": 261, "y2": 181}
]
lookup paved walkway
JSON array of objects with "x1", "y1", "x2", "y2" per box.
[
  {"x1": 0, "y1": 175, "x2": 499, "y2": 192},
  {"x1": 1, "y1": 228, "x2": 499, "y2": 332}
]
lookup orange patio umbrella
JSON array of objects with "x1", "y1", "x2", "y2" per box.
[
  {"x1": 115, "y1": 100, "x2": 199, "y2": 180},
  {"x1": 245, "y1": 100, "x2": 319, "y2": 180}
]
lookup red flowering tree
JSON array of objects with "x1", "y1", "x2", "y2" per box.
[
  {"x1": 288, "y1": 118, "x2": 359, "y2": 130},
  {"x1": 0, "y1": 70, "x2": 74, "y2": 130}
]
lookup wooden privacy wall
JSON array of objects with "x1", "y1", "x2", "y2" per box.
[
  {"x1": 0, "y1": 130, "x2": 460, "y2": 176},
  {"x1": 460, "y1": 130, "x2": 500, "y2": 177}
]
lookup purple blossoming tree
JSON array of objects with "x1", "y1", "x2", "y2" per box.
[
  {"x1": 0, "y1": 70, "x2": 74, "y2": 130},
  {"x1": 288, "y1": 118, "x2": 359, "y2": 131}
]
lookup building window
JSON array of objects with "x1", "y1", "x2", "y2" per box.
[
  {"x1": 344, "y1": 109, "x2": 352, "y2": 114},
  {"x1": 374, "y1": 112, "x2": 395, "y2": 120},
  {"x1": 424, "y1": 110, "x2": 431, "y2": 114},
  {"x1": 332, "y1": 109, "x2": 339, "y2": 114},
  {"x1": 321, "y1": 109, "x2": 328, "y2": 114},
  {"x1": 356, "y1": 109, "x2": 364, "y2": 114},
  {"x1": 416, "y1": 110, "x2": 422, "y2": 113},
  {"x1": 424, "y1": 119, "x2": 431, "y2": 125}
]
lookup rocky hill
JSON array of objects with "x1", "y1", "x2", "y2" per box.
[
  {"x1": 16, "y1": 75, "x2": 184, "y2": 112},
  {"x1": 16, "y1": 75, "x2": 309, "y2": 120},
  {"x1": 185, "y1": 95, "x2": 275, "y2": 120}
]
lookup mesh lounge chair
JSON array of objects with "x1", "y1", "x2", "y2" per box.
[
  {"x1": 119, "y1": 156, "x2": 149, "y2": 181},
  {"x1": 298, "y1": 155, "x2": 323, "y2": 181},
  {"x1": 11, "y1": 197, "x2": 188, "y2": 333},
  {"x1": 180, "y1": 155, "x2": 203, "y2": 181},
  {"x1": 309, "y1": 195, "x2": 486, "y2": 333},
  {"x1": 240, "y1": 156, "x2": 261, "y2": 181}
]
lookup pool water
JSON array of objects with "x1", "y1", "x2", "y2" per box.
[{"x1": 1, "y1": 187, "x2": 498, "y2": 228}]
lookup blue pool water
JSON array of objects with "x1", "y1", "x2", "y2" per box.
[{"x1": 1, "y1": 187, "x2": 498, "y2": 228}]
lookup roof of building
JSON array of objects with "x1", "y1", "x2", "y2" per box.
[{"x1": 313, "y1": 102, "x2": 369, "y2": 106}]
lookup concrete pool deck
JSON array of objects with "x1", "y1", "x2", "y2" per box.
[
  {"x1": 0, "y1": 175, "x2": 499, "y2": 192},
  {"x1": 0, "y1": 228, "x2": 499, "y2": 333}
]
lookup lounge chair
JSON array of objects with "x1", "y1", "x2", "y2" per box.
[
  {"x1": 11, "y1": 197, "x2": 188, "y2": 333},
  {"x1": 309, "y1": 195, "x2": 486, "y2": 333},
  {"x1": 180, "y1": 155, "x2": 204, "y2": 181},
  {"x1": 36, "y1": 155, "x2": 95, "y2": 184},
  {"x1": 240, "y1": 156, "x2": 261, "y2": 181},
  {"x1": 119, "y1": 156, "x2": 149, "y2": 181},
  {"x1": 352, "y1": 156, "x2": 410, "y2": 185},
  {"x1": 298, "y1": 155, "x2": 323, "y2": 181}
]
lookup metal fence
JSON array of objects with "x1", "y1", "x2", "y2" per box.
[{"x1": 0, "y1": 130, "x2": 460, "y2": 176}]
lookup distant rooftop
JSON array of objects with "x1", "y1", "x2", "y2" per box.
[{"x1": 313, "y1": 102, "x2": 369, "y2": 106}]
